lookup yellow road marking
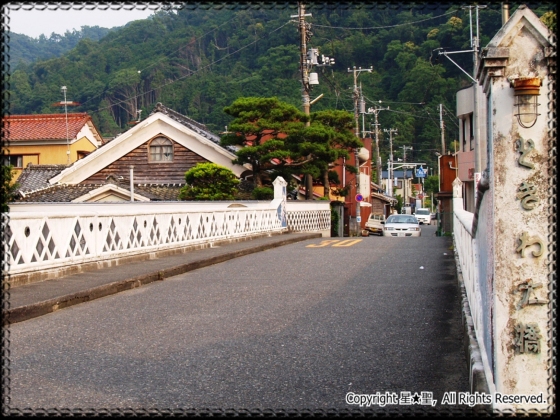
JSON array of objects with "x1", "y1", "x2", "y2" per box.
[
  {"x1": 306, "y1": 240, "x2": 340, "y2": 247},
  {"x1": 332, "y1": 239, "x2": 362, "y2": 247},
  {"x1": 306, "y1": 239, "x2": 362, "y2": 248}
]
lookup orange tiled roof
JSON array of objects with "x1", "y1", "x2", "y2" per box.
[{"x1": 3, "y1": 113, "x2": 93, "y2": 142}]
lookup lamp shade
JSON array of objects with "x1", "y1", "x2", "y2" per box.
[{"x1": 512, "y1": 77, "x2": 541, "y2": 129}]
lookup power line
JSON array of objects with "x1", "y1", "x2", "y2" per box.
[
  {"x1": 313, "y1": 9, "x2": 458, "y2": 30},
  {"x1": 90, "y1": 20, "x2": 293, "y2": 116}
]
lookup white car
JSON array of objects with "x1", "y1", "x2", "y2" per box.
[
  {"x1": 365, "y1": 213, "x2": 385, "y2": 236},
  {"x1": 382, "y1": 214, "x2": 422, "y2": 237},
  {"x1": 414, "y1": 208, "x2": 431, "y2": 225}
]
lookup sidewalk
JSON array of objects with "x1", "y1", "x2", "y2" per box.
[{"x1": 3, "y1": 232, "x2": 321, "y2": 325}]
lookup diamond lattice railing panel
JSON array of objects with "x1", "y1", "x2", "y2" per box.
[
  {"x1": 4, "y1": 218, "x2": 24, "y2": 266},
  {"x1": 167, "y1": 216, "x2": 180, "y2": 243},
  {"x1": 66, "y1": 220, "x2": 90, "y2": 258},
  {"x1": 31, "y1": 221, "x2": 60, "y2": 262},
  {"x1": 287, "y1": 210, "x2": 330, "y2": 232}
]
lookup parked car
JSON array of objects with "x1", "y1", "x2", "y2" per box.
[
  {"x1": 365, "y1": 213, "x2": 386, "y2": 236},
  {"x1": 413, "y1": 208, "x2": 431, "y2": 225},
  {"x1": 382, "y1": 214, "x2": 422, "y2": 237}
]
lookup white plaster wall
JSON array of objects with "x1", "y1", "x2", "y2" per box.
[{"x1": 489, "y1": 24, "x2": 551, "y2": 412}]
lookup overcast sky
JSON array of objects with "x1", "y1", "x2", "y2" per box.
[{"x1": 4, "y1": 4, "x2": 161, "y2": 38}]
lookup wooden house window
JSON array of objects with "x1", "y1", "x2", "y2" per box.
[{"x1": 149, "y1": 137, "x2": 174, "y2": 162}]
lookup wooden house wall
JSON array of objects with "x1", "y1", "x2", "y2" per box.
[
  {"x1": 370, "y1": 198, "x2": 385, "y2": 214},
  {"x1": 84, "y1": 140, "x2": 209, "y2": 184}
]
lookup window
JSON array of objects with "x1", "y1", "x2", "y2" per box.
[
  {"x1": 149, "y1": 137, "x2": 174, "y2": 162},
  {"x1": 4, "y1": 155, "x2": 23, "y2": 168}
]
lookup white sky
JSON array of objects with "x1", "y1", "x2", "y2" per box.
[{"x1": 4, "y1": 4, "x2": 161, "y2": 39}]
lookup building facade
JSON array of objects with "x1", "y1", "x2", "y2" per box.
[{"x1": 3, "y1": 113, "x2": 103, "y2": 181}]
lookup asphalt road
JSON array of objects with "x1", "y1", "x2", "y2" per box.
[{"x1": 5, "y1": 224, "x2": 472, "y2": 415}]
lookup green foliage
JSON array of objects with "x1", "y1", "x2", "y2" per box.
[
  {"x1": 7, "y1": 26, "x2": 113, "y2": 69},
  {"x1": 394, "y1": 194, "x2": 403, "y2": 214},
  {"x1": 6, "y1": 4, "x2": 555, "y2": 174},
  {"x1": 251, "y1": 186, "x2": 274, "y2": 200},
  {"x1": 330, "y1": 206, "x2": 340, "y2": 236},
  {"x1": 179, "y1": 162, "x2": 240, "y2": 201},
  {"x1": 221, "y1": 96, "x2": 307, "y2": 187},
  {"x1": 424, "y1": 175, "x2": 439, "y2": 194},
  {"x1": 540, "y1": 11, "x2": 556, "y2": 32},
  {"x1": 283, "y1": 109, "x2": 360, "y2": 197},
  {"x1": 1, "y1": 164, "x2": 19, "y2": 212},
  {"x1": 332, "y1": 185, "x2": 350, "y2": 197}
]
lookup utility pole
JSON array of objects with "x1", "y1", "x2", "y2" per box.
[
  {"x1": 347, "y1": 66, "x2": 372, "y2": 231},
  {"x1": 297, "y1": 2, "x2": 312, "y2": 200},
  {"x1": 439, "y1": 103, "x2": 446, "y2": 154},
  {"x1": 384, "y1": 128, "x2": 397, "y2": 198},
  {"x1": 365, "y1": 104, "x2": 390, "y2": 187},
  {"x1": 437, "y1": 4, "x2": 486, "y2": 205},
  {"x1": 401, "y1": 145, "x2": 413, "y2": 209},
  {"x1": 348, "y1": 66, "x2": 372, "y2": 137},
  {"x1": 296, "y1": 2, "x2": 312, "y2": 118},
  {"x1": 292, "y1": 2, "x2": 334, "y2": 200}
]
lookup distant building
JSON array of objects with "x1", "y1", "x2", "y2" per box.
[
  {"x1": 3, "y1": 113, "x2": 103, "y2": 181},
  {"x1": 14, "y1": 103, "x2": 250, "y2": 203}
]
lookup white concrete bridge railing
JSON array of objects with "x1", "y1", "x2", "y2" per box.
[
  {"x1": 452, "y1": 178, "x2": 494, "y2": 395},
  {"x1": 2, "y1": 177, "x2": 331, "y2": 281}
]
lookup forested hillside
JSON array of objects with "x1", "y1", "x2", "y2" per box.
[
  {"x1": 5, "y1": 3, "x2": 555, "y2": 170},
  {"x1": 7, "y1": 26, "x2": 114, "y2": 68}
]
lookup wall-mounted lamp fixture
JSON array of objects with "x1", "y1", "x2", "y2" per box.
[{"x1": 511, "y1": 77, "x2": 541, "y2": 129}]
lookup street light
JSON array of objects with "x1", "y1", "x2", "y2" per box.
[{"x1": 511, "y1": 77, "x2": 541, "y2": 129}]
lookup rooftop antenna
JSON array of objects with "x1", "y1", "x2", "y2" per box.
[
  {"x1": 52, "y1": 86, "x2": 80, "y2": 164},
  {"x1": 61, "y1": 86, "x2": 70, "y2": 164}
]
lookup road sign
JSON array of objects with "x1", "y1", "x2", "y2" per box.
[
  {"x1": 416, "y1": 166, "x2": 427, "y2": 178},
  {"x1": 355, "y1": 194, "x2": 363, "y2": 202}
]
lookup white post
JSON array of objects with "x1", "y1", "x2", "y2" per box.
[
  {"x1": 130, "y1": 165, "x2": 134, "y2": 202},
  {"x1": 272, "y1": 176, "x2": 288, "y2": 228}
]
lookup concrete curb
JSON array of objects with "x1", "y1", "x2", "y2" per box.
[{"x1": 5, "y1": 233, "x2": 322, "y2": 325}]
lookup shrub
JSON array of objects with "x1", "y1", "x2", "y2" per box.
[
  {"x1": 251, "y1": 186, "x2": 274, "y2": 200},
  {"x1": 179, "y1": 163, "x2": 240, "y2": 201}
]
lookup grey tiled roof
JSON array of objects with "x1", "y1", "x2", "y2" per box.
[
  {"x1": 149, "y1": 102, "x2": 221, "y2": 144},
  {"x1": 17, "y1": 184, "x2": 104, "y2": 202},
  {"x1": 16, "y1": 183, "x2": 184, "y2": 203},
  {"x1": 135, "y1": 184, "x2": 183, "y2": 201},
  {"x1": 15, "y1": 164, "x2": 69, "y2": 194}
]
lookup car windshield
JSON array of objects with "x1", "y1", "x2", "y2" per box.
[
  {"x1": 387, "y1": 215, "x2": 417, "y2": 224},
  {"x1": 416, "y1": 210, "x2": 430, "y2": 215}
]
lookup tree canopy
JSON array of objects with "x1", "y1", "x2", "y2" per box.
[
  {"x1": 6, "y1": 4, "x2": 556, "y2": 178},
  {"x1": 220, "y1": 97, "x2": 308, "y2": 187}
]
